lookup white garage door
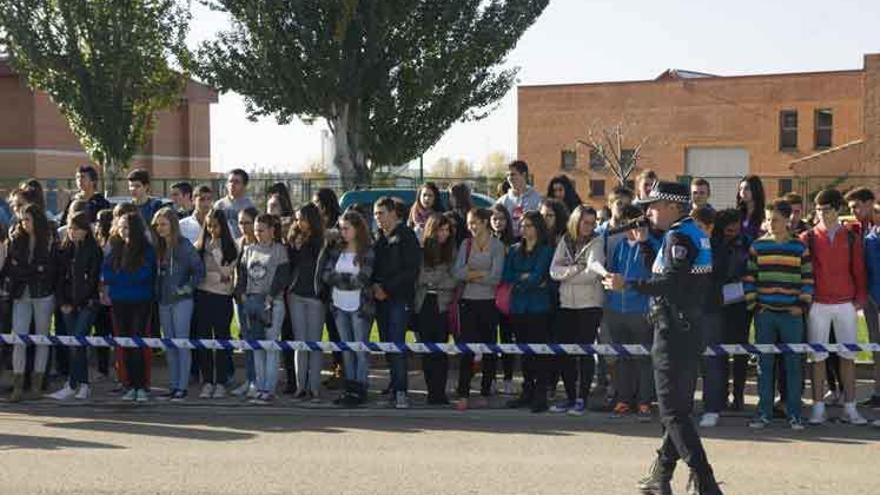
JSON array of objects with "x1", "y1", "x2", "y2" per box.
[{"x1": 685, "y1": 147, "x2": 750, "y2": 209}]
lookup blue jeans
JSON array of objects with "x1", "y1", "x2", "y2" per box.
[
  {"x1": 159, "y1": 298, "x2": 195, "y2": 392},
  {"x1": 333, "y1": 308, "x2": 372, "y2": 386},
  {"x1": 701, "y1": 312, "x2": 726, "y2": 413},
  {"x1": 755, "y1": 311, "x2": 804, "y2": 419},
  {"x1": 244, "y1": 294, "x2": 285, "y2": 394},
  {"x1": 12, "y1": 294, "x2": 54, "y2": 374},
  {"x1": 63, "y1": 306, "x2": 96, "y2": 387},
  {"x1": 236, "y1": 300, "x2": 256, "y2": 384},
  {"x1": 376, "y1": 300, "x2": 408, "y2": 393}
]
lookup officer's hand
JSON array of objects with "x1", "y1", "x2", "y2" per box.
[{"x1": 602, "y1": 273, "x2": 625, "y2": 291}]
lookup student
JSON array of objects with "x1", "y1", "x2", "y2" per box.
[
  {"x1": 372, "y1": 197, "x2": 421, "y2": 409},
  {"x1": 452, "y1": 208, "x2": 505, "y2": 409},
  {"x1": 153, "y1": 207, "x2": 204, "y2": 401},
  {"x1": 323, "y1": 211, "x2": 375, "y2": 407},
  {"x1": 92, "y1": 209, "x2": 115, "y2": 381},
  {"x1": 690, "y1": 178, "x2": 714, "y2": 212},
  {"x1": 784, "y1": 193, "x2": 809, "y2": 235},
  {"x1": 48, "y1": 212, "x2": 103, "y2": 400},
  {"x1": 801, "y1": 189, "x2": 868, "y2": 425},
  {"x1": 59, "y1": 165, "x2": 112, "y2": 225},
  {"x1": 102, "y1": 212, "x2": 156, "y2": 402},
  {"x1": 312, "y1": 187, "x2": 345, "y2": 387},
  {"x1": 540, "y1": 198, "x2": 569, "y2": 247},
  {"x1": 448, "y1": 182, "x2": 474, "y2": 247},
  {"x1": 235, "y1": 214, "x2": 291, "y2": 404},
  {"x1": 736, "y1": 175, "x2": 766, "y2": 243},
  {"x1": 744, "y1": 199, "x2": 812, "y2": 430},
  {"x1": 266, "y1": 182, "x2": 295, "y2": 236},
  {"x1": 635, "y1": 169, "x2": 658, "y2": 202},
  {"x1": 547, "y1": 174, "x2": 583, "y2": 213},
  {"x1": 180, "y1": 185, "x2": 214, "y2": 244},
  {"x1": 503, "y1": 211, "x2": 554, "y2": 413},
  {"x1": 415, "y1": 214, "x2": 458, "y2": 405},
  {"x1": 287, "y1": 203, "x2": 327, "y2": 401},
  {"x1": 214, "y1": 169, "x2": 255, "y2": 238},
  {"x1": 6, "y1": 204, "x2": 57, "y2": 402},
  {"x1": 126, "y1": 168, "x2": 165, "y2": 227},
  {"x1": 230, "y1": 206, "x2": 261, "y2": 399},
  {"x1": 496, "y1": 160, "x2": 542, "y2": 239},
  {"x1": 549, "y1": 205, "x2": 605, "y2": 416},
  {"x1": 490, "y1": 203, "x2": 517, "y2": 394},
  {"x1": 194, "y1": 209, "x2": 238, "y2": 399},
  {"x1": 408, "y1": 182, "x2": 445, "y2": 241},
  {"x1": 170, "y1": 182, "x2": 195, "y2": 219}
]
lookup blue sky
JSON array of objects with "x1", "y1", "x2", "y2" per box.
[{"x1": 190, "y1": 0, "x2": 880, "y2": 173}]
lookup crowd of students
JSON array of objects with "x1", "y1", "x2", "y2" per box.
[{"x1": 0, "y1": 161, "x2": 879, "y2": 429}]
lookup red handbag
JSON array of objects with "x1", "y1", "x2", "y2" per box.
[{"x1": 494, "y1": 282, "x2": 512, "y2": 316}]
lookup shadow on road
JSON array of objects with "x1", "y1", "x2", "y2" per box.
[{"x1": 0, "y1": 432, "x2": 124, "y2": 451}]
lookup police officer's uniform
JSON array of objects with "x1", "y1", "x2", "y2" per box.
[{"x1": 628, "y1": 182, "x2": 722, "y2": 495}]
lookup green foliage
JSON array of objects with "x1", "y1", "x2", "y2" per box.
[
  {"x1": 197, "y1": 0, "x2": 548, "y2": 186},
  {"x1": 0, "y1": 0, "x2": 190, "y2": 190}
]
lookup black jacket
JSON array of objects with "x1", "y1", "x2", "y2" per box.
[
  {"x1": 60, "y1": 192, "x2": 112, "y2": 225},
  {"x1": 5, "y1": 235, "x2": 59, "y2": 299},
  {"x1": 55, "y1": 236, "x2": 103, "y2": 308},
  {"x1": 372, "y1": 222, "x2": 421, "y2": 303}
]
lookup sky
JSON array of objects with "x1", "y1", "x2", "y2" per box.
[{"x1": 189, "y1": 0, "x2": 880, "y2": 174}]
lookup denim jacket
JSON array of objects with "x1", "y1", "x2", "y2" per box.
[{"x1": 157, "y1": 237, "x2": 205, "y2": 305}]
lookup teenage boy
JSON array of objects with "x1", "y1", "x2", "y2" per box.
[
  {"x1": 180, "y1": 185, "x2": 214, "y2": 244},
  {"x1": 60, "y1": 165, "x2": 112, "y2": 224},
  {"x1": 170, "y1": 182, "x2": 195, "y2": 219},
  {"x1": 214, "y1": 169, "x2": 255, "y2": 238},
  {"x1": 783, "y1": 193, "x2": 809, "y2": 235},
  {"x1": 800, "y1": 189, "x2": 868, "y2": 425},
  {"x1": 127, "y1": 168, "x2": 165, "y2": 225},
  {"x1": 744, "y1": 199, "x2": 812, "y2": 430},
  {"x1": 690, "y1": 178, "x2": 714, "y2": 212},
  {"x1": 496, "y1": 160, "x2": 542, "y2": 239}
]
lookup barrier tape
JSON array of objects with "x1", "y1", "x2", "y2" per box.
[{"x1": 1, "y1": 334, "x2": 879, "y2": 356}]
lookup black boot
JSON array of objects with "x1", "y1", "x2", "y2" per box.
[
  {"x1": 637, "y1": 457, "x2": 674, "y2": 495},
  {"x1": 687, "y1": 467, "x2": 723, "y2": 495}
]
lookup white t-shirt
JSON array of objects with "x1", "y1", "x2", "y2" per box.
[{"x1": 332, "y1": 252, "x2": 361, "y2": 312}]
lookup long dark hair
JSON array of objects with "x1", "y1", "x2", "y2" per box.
[
  {"x1": 111, "y1": 212, "x2": 148, "y2": 272},
  {"x1": 256, "y1": 213, "x2": 282, "y2": 243},
  {"x1": 339, "y1": 210, "x2": 371, "y2": 266},
  {"x1": 313, "y1": 188, "x2": 342, "y2": 229},
  {"x1": 540, "y1": 198, "x2": 569, "y2": 239},
  {"x1": 95, "y1": 209, "x2": 114, "y2": 247},
  {"x1": 197, "y1": 209, "x2": 238, "y2": 266},
  {"x1": 711, "y1": 209, "x2": 743, "y2": 244},
  {"x1": 23, "y1": 179, "x2": 47, "y2": 211},
  {"x1": 422, "y1": 213, "x2": 455, "y2": 267},
  {"x1": 11, "y1": 203, "x2": 51, "y2": 257},
  {"x1": 519, "y1": 210, "x2": 549, "y2": 255},
  {"x1": 61, "y1": 211, "x2": 95, "y2": 250},
  {"x1": 291, "y1": 202, "x2": 325, "y2": 249},
  {"x1": 547, "y1": 175, "x2": 582, "y2": 212},
  {"x1": 737, "y1": 175, "x2": 766, "y2": 228},
  {"x1": 267, "y1": 182, "x2": 294, "y2": 217},
  {"x1": 449, "y1": 182, "x2": 473, "y2": 213},
  {"x1": 409, "y1": 182, "x2": 444, "y2": 226},
  {"x1": 490, "y1": 203, "x2": 515, "y2": 245}
]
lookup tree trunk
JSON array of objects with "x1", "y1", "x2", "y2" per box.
[
  {"x1": 102, "y1": 157, "x2": 119, "y2": 197},
  {"x1": 331, "y1": 103, "x2": 369, "y2": 190}
]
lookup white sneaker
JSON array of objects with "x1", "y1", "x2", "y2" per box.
[
  {"x1": 502, "y1": 379, "x2": 514, "y2": 395},
  {"x1": 809, "y1": 403, "x2": 827, "y2": 425},
  {"x1": 841, "y1": 404, "x2": 868, "y2": 425},
  {"x1": 872, "y1": 419, "x2": 880, "y2": 428},
  {"x1": 212, "y1": 384, "x2": 227, "y2": 399},
  {"x1": 75, "y1": 384, "x2": 90, "y2": 400},
  {"x1": 199, "y1": 383, "x2": 215, "y2": 399},
  {"x1": 245, "y1": 384, "x2": 259, "y2": 399},
  {"x1": 122, "y1": 389, "x2": 137, "y2": 401},
  {"x1": 699, "y1": 413, "x2": 720, "y2": 428},
  {"x1": 231, "y1": 381, "x2": 250, "y2": 397},
  {"x1": 394, "y1": 391, "x2": 410, "y2": 409},
  {"x1": 48, "y1": 384, "x2": 76, "y2": 401},
  {"x1": 135, "y1": 389, "x2": 149, "y2": 402}
]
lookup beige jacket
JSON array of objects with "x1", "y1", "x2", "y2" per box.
[{"x1": 550, "y1": 235, "x2": 606, "y2": 309}]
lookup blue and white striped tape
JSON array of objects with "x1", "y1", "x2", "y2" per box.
[{"x1": 2, "y1": 334, "x2": 879, "y2": 357}]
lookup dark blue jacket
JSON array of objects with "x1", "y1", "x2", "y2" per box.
[
  {"x1": 102, "y1": 244, "x2": 156, "y2": 302},
  {"x1": 502, "y1": 243, "x2": 554, "y2": 315},
  {"x1": 156, "y1": 237, "x2": 205, "y2": 305}
]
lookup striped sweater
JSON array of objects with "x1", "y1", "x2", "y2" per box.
[{"x1": 743, "y1": 234, "x2": 813, "y2": 312}]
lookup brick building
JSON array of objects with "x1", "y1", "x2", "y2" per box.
[
  {"x1": 0, "y1": 58, "x2": 218, "y2": 185},
  {"x1": 518, "y1": 53, "x2": 880, "y2": 207}
]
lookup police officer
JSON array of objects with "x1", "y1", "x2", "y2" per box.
[{"x1": 603, "y1": 181, "x2": 723, "y2": 495}]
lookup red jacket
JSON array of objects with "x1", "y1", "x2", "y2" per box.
[{"x1": 800, "y1": 225, "x2": 867, "y2": 305}]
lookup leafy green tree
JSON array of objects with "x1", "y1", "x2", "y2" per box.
[
  {"x1": 198, "y1": 0, "x2": 548, "y2": 187},
  {"x1": 0, "y1": 0, "x2": 190, "y2": 193}
]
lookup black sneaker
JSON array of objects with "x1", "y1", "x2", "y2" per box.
[
  {"x1": 637, "y1": 458, "x2": 674, "y2": 495},
  {"x1": 506, "y1": 396, "x2": 531, "y2": 409},
  {"x1": 686, "y1": 468, "x2": 723, "y2": 495},
  {"x1": 859, "y1": 395, "x2": 880, "y2": 409}
]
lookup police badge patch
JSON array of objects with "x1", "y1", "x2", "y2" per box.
[{"x1": 671, "y1": 244, "x2": 688, "y2": 260}]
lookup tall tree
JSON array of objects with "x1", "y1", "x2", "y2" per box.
[
  {"x1": 198, "y1": 0, "x2": 548, "y2": 187},
  {"x1": 0, "y1": 0, "x2": 190, "y2": 193}
]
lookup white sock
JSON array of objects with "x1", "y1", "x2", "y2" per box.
[{"x1": 844, "y1": 401, "x2": 857, "y2": 412}]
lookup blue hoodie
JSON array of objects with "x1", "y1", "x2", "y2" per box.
[
  {"x1": 502, "y1": 243, "x2": 554, "y2": 315},
  {"x1": 604, "y1": 237, "x2": 650, "y2": 314},
  {"x1": 102, "y1": 244, "x2": 157, "y2": 302}
]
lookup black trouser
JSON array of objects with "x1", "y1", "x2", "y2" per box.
[
  {"x1": 93, "y1": 305, "x2": 112, "y2": 376},
  {"x1": 652, "y1": 309, "x2": 711, "y2": 474},
  {"x1": 195, "y1": 291, "x2": 234, "y2": 386},
  {"x1": 280, "y1": 296, "x2": 296, "y2": 387},
  {"x1": 112, "y1": 301, "x2": 151, "y2": 389},
  {"x1": 53, "y1": 307, "x2": 69, "y2": 378},
  {"x1": 556, "y1": 307, "x2": 602, "y2": 402},
  {"x1": 418, "y1": 294, "x2": 449, "y2": 401},
  {"x1": 457, "y1": 299, "x2": 498, "y2": 397},
  {"x1": 326, "y1": 306, "x2": 344, "y2": 369},
  {"x1": 721, "y1": 303, "x2": 750, "y2": 404},
  {"x1": 511, "y1": 313, "x2": 551, "y2": 405},
  {"x1": 498, "y1": 314, "x2": 515, "y2": 381}
]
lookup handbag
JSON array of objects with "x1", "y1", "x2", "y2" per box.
[{"x1": 494, "y1": 282, "x2": 513, "y2": 316}]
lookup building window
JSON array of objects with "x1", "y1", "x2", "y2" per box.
[
  {"x1": 620, "y1": 148, "x2": 636, "y2": 170},
  {"x1": 590, "y1": 179, "x2": 606, "y2": 197},
  {"x1": 778, "y1": 178, "x2": 793, "y2": 195},
  {"x1": 814, "y1": 109, "x2": 833, "y2": 149},
  {"x1": 779, "y1": 110, "x2": 798, "y2": 150},
  {"x1": 589, "y1": 149, "x2": 606, "y2": 170},
  {"x1": 560, "y1": 149, "x2": 576, "y2": 170}
]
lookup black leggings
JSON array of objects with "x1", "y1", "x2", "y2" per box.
[
  {"x1": 418, "y1": 294, "x2": 449, "y2": 400},
  {"x1": 498, "y1": 314, "x2": 515, "y2": 381},
  {"x1": 511, "y1": 313, "x2": 551, "y2": 404},
  {"x1": 457, "y1": 299, "x2": 498, "y2": 397},
  {"x1": 556, "y1": 308, "x2": 602, "y2": 402},
  {"x1": 195, "y1": 291, "x2": 234, "y2": 385},
  {"x1": 112, "y1": 301, "x2": 151, "y2": 389}
]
